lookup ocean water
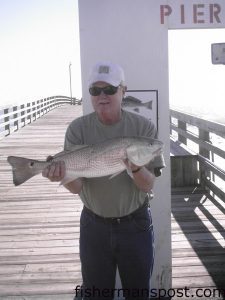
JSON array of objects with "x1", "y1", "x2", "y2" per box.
[{"x1": 171, "y1": 104, "x2": 225, "y2": 126}]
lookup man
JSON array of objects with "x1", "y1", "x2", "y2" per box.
[{"x1": 43, "y1": 61, "x2": 164, "y2": 299}]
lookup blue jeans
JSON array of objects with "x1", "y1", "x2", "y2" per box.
[{"x1": 79, "y1": 201, "x2": 154, "y2": 300}]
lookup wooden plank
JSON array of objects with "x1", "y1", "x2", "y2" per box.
[
  {"x1": 173, "y1": 264, "x2": 225, "y2": 277},
  {"x1": 23, "y1": 262, "x2": 81, "y2": 273},
  {"x1": 0, "y1": 234, "x2": 79, "y2": 243},
  {"x1": 172, "y1": 231, "x2": 225, "y2": 242},
  {"x1": 0, "y1": 271, "x2": 81, "y2": 283},
  {"x1": 0, "y1": 245, "x2": 79, "y2": 256},
  {"x1": 0, "y1": 228, "x2": 79, "y2": 238},
  {"x1": 173, "y1": 275, "x2": 224, "y2": 288},
  {"x1": 0, "y1": 283, "x2": 78, "y2": 297},
  {"x1": 173, "y1": 254, "x2": 225, "y2": 266},
  {"x1": 170, "y1": 109, "x2": 225, "y2": 139},
  {"x1": 0, "y1": 239, "x2": 78, "y2": 249},
  {"x1": 0, "y1": 254, "x2": 80, "y2": 265},
  {"x1": 0, "y1": 295, "x2": 75, "y2": 300}
]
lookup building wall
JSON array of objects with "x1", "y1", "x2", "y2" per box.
[{"x1": 78, "y1": 1, "x2": 171, "y2": 293}]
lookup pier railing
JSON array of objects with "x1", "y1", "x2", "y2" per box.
[
  {"x1": 0, "y1": 95, "x2": 81, "y2": 139},
  {"x1": 170, "y1": 109, "x2": 225, "y2": 202}
]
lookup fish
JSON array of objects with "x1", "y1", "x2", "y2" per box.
[
  {"x1": 7, "y1": 136, "x2": 163, "y2": 186},
  {"x1": 122, "y1": 96, "x2": 152, "y2": 110}
]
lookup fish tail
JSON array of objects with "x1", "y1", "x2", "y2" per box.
[
  {"x1": 7, "y1": 156, "x2": 44, "y2": 186},
  {"x1": 144, "y1": 101, "x2": 152, "y2": 110}
]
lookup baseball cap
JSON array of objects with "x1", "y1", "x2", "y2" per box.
[{"x1": 88, "y1": 61, "x2": 125, "y2": 87}]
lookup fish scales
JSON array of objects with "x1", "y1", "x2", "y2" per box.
[{"x1": 63, "y1": 139, "x2": 127, "y2": 178}]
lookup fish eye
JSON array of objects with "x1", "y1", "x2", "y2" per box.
[{"x1": 30, "y1": 162, "x2": 34, "y2": 167}]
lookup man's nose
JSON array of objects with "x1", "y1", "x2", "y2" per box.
[{"x1": 99, "y1": 90, "x2": 107, "y2": 97}]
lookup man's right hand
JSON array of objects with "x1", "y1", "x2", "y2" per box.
[
  {"x1": 42, "y1": 156, "x2": 83, "y2": 194},
  {"x1": 42, "y1": 159, "x2": 66, "y2": 182}
]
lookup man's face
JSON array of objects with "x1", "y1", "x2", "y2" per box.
[{"x1": 90, "y1": 81, "x2": 125, "y2": 117}]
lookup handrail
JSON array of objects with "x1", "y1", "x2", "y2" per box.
[
  {"x1": 0, "y1": 95, "x2": 82, "y2": 139},
  {"x1": 170, "y1": 109, "x2": 225, "y2": 202}
]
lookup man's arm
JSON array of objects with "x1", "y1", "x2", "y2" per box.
[
  {"x1": 124, "y1": 160, "x2": 155, "y2": 193},
  {"x1": 132, "y1": 166, "x2": 155, "y2": 193}
]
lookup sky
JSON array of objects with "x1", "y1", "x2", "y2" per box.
[
  {"x1": 169, "y1": 28, "x2": 225, "y2": 122},
  {"x1": 0, "y1": 0, "x2": 81, "y2": 106},
  {"x1": 0, "y1": 0, "x2": 225, "y2": 123}
]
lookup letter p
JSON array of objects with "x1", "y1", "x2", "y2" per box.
[{"x1": 160, "y1": 5, "x2": 172, "y2": 24}]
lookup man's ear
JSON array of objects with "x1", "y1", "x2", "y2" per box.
[{"x1": 122, "y1": 86, "x2": 127, "y2": 95}]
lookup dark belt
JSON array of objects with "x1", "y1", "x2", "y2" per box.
[{"x1": 83, "y1": 198, "x2": 149, "y2": 224}]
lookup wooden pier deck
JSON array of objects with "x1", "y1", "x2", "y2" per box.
[
  {"x1": 0, "y1": 106, "x2": 83, "y2": 299},
  {"x1": 0, "y1": 105, "x2": 224, "y2": 299}
]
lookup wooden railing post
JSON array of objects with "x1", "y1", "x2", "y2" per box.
[
  {"x1": 178, "y1": 120, "x2": 187, "y2": 144},
  {"x1": 199, "y1": 128, "x2": 211, "y2": 183},
  {"x1": 199, "y1": 129, "x2": 210, "y2": 159},
  {"x1": 13, "y1": 106, "x2": 18, "y2": 131},
  {"x1": 27, "y1": 103, "x2": 31, "y2": 124},
  {"x1": 4, "y1": 108, "x2": 9, "y2": 135}
]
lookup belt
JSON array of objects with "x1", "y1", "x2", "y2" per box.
[{"x1": 83, "y1": 199, "x2": 149, "y2": 224}]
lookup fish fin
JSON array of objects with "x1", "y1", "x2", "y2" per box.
[
  {"x1": 126, "y1": 167, "x2": 134, "y2": 179},
  {"x1": 53, "y1": 145, "x2": 89, "y2": 159},
  {"x1": 109, "y1": 160, "x2": 128, "y2": 179},
  {"x1": 126, "y1": 144, "x2": 162, "y2": 166},
  {"x1": 7, "y1": 156, "x2": 41, "y2": 186},
  {"x1": 124, "y1": 160, "x2": 134, "y2": 179}
]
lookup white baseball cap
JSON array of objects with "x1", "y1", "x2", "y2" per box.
[{"x1": 88, "y1": 61, "x2": 125, "y2": 87}]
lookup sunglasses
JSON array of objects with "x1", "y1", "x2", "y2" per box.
[{"x1": 89, "y1": 85, "x2": 120, "y2": 96}]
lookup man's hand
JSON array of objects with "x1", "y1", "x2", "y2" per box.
[
  {"x1": 123, "y1": 159, "x2": 155, "y2": 193},
  {"x1": 42, "y1": 160, "x2": 66, "y2": 182},
  {"x1": 42, "y1": 155, "x2": 83, "y2": 194}
]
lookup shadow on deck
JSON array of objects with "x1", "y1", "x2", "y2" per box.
[
  {"x1": 172, "y1": 188, "x2": 225, "y2": 292},
  {"x1": 171, "y1": 139, "x2": 225, "y2": 298}
]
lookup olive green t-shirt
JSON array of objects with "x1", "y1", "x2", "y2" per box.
[{"x1": 64, "y1": 109, "x2": 164, "y2": 217}]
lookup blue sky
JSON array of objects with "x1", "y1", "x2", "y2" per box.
[
  {"x1": 0, "y1": 0, "x2": 81, "y2": 105},
  {"x1": 0, "y1": 0, "x2": 225, "y2": 122}
]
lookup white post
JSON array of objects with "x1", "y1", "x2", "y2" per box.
[{"x1": 78, "y1": 1, "x2": 171, "y2": 295}]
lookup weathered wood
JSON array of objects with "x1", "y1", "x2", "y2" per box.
[
  {"x1": 171, "y1": 123, "x2": 225, "y2": 159},
  {"x1": 0, "y1": 296, "x2": 75, "y2": 300},
  {"x1": 177, "y1": 119, "x2": 187, "y2": 144},
  {"x1": 170, "y1": 109, "x2": 225, "y2": 205},
  {"x1": 172, "y1": 187, "x2": 225, "y2": 292},
  {"x1": 171, "y1": 155, "x2": 199, "y2": 188},
  {"x1": 0, "y1": 105, "x2": 83, "y2": 297},
  {"x1": 170, "y1": 109, "x2": 225, "y2": 139},
  {"x1": 0, "y1": 96, "x2": 81, "y2": 139}
]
